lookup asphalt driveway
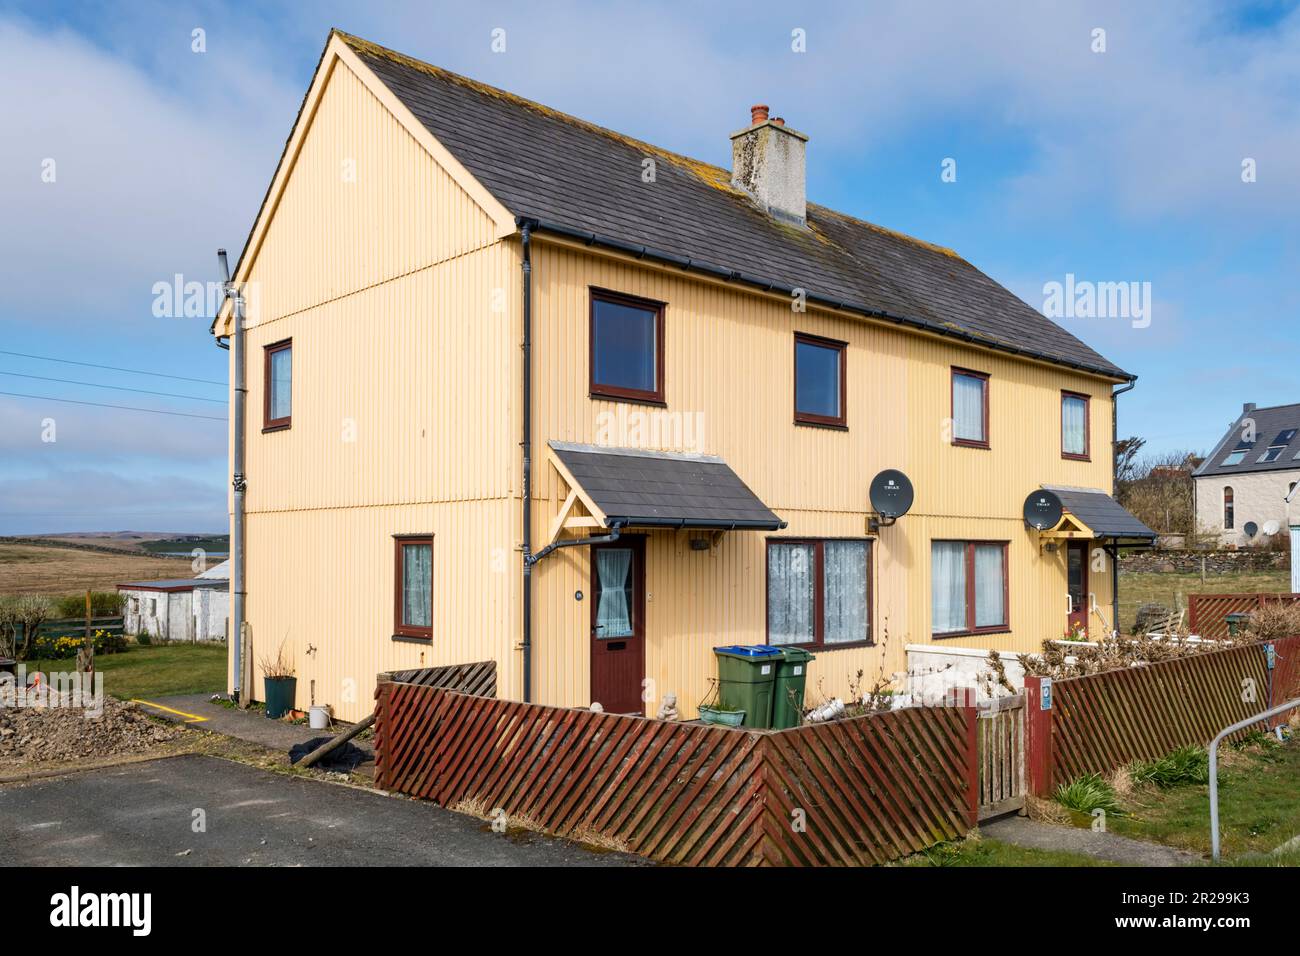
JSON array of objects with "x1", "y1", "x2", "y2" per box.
[{"x1": 0, "y1": 754, "x2": 645, "y2": 867}]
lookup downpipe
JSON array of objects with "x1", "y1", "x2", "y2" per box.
[
  {"x1": 520, "y1": 221, "x2": 533, "y2": 703},
  {"x1": 218, "y1": 249, "x2": 247, "y2": 704}
]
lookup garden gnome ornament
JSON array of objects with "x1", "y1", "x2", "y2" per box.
[{"x1": 657, "y1": 692, "x2": 678, "y2": 721}]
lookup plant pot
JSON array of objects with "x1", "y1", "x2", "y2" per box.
[
  {"x1": 264, "y1": 676, "x2": 297, "y2": 719},
  {"x1": 698, "y1": 705, "x2": 746, "y2": 727}
]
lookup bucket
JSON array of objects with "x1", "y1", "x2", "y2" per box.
[
  {"x1": 263, "y1": 676, "x2": 297, "y2": 719},
  {"x1": 308, "y1": 705, "x2": 330, "y2": 729}
]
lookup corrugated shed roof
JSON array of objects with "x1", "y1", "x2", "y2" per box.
[
  {"x1": 550, "y1": 442, "x2": 783, "y2": 530},
  {"x1": 339, "y1": 32, "x2": 1130, "y2": 381},
  {"x1": 1194, "y1": 403, "x2": 1300, "y2": 478}
]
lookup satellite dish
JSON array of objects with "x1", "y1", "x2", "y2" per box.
[
  {"x1": 1244, "y1": 521, "x2": 1259, "y2": 538},
  {"x1": 1024, "y1": 489, "x2": 1063, "y2": 530},
  {"x1": 869, "y1": 469, "x2": 914, "y2": 521},
  {"x1": 1264, "y1": 519, "x2": 1281, "y2": 536}
]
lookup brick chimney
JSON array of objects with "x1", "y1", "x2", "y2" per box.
[
  {"x1": 1243, "y1": 402, "x2": 1256, "y2": 414},
  {"x1": 730, "y1": 105, "x2": 808, "y2": 226}
]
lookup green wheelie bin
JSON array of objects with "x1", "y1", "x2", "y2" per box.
[
  {"x1": 713, "y1": 645, "x2": 782, "y2": 729},
  {"x1": 772, "y1": 647, "x2": 815, "y2": 729}
]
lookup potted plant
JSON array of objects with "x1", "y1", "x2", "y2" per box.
[{"x1": 259, "y1": 640, "x2": 297, "y2": 719}]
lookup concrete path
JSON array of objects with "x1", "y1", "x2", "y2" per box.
[
  {"x1": 0, "y1": 754, "x2": 647, "y2": 867},
  {"x1": 981, "y1": 816, "x2": 1203, "y2": 867},
  {"x1": 134, "y1": 693, "x2": 359, "y2": 755}
]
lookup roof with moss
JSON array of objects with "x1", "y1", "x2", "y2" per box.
[{"x1": 339, "y1": 31, "x2": 1129, "y2": 380}]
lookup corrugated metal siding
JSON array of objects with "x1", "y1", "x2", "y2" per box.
[
  {"x1": 226, "y1": 55, "x2": 519, "y2": 719},
  {"x1": 527, "y1": 238, "x2": 1118, "y2": 717}
]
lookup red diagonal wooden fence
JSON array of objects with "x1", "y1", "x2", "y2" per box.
[
  {"x1": 1024, "y1": 635, "x2": 1300, "y2": 792},
  {"x1": 374, "y1": 681, "x2": 977, "y2": 866},
  {"x1": 1188, "y1": 593, "x2": 1300, "y2": 641}
]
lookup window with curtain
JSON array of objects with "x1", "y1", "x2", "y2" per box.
[
  {"x1": 265, "y1": 340, "x2": 292, "y2": 429},
  {"x1": 931, "y1": 540, "x2": 1007, "y2": 635},
  {"x1": 952, "y1": 369, "x2": 988, "y2": 446},
  {"x1": 594, "y1": 548, "x2": 634, "y2": 639},
  {"x1": 1061, "y1": 392, "x2": 1089, "y2": 458},
  {"x1": 394, "y1": 535, "x2": 433, "y2": 639},
  {"x1": 767, "y1": 539, "x2": 871, "y2": 647},
  {"x1": 590, "y1": 290, "x2": 663, "y2": 402},
  {"x1": 794, "y1": 334, "x2": 846, "y2": 426},
  {"x1": 1223, "y1": 487, "x2": 1234, "y2": 529}
]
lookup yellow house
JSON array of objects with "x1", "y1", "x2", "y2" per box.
[{"x1": 212, "y1": 31, "x2": 1155, "y2": 723}]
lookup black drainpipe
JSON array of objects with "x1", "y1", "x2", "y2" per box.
[
  {"x1": 1110, "y1": 378, "x2": 1137, "y2": 636},
  {"x1": 520, "y1": 220, "x2": 534, "y2": 702}
]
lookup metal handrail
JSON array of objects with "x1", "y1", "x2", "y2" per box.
[{"x1": 1209, "y1": 697, "x2": 1298, "y2": 861}]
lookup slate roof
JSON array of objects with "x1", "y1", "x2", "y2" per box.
[
  {"x1": 550, "y1": 442, "x2": 784, "y2": 530},
  {"x1": 1043, "y1": 486, "x2": 1156, "y2": 540},
  {"x1": 1193, "y1": 403, "x2": 1300, "y2": 478},
  {"x1": 338, "y1": 32, "x2": 1130, "y2": 381}
]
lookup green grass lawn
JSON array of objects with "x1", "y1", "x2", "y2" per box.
[
  {"x1": 1107, "y1": 736, "x2": 1300, "y2": 863},
  {"x1": 1119, "y1": 568, "x2": 1290, "y2": 632},
  {"x1": 21, "y1": 644, "x2": 227, "y2": 700},
  {"x1": 903, "y1": 837, "x2": 1110, "y2": 867}
]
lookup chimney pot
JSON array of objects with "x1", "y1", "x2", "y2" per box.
[
  {"x1": 750, "y1": 104, "x2": 769, "y2": 124},
  {"x1": 771, "y1": 117, "x2": 785, "y2": 126}
]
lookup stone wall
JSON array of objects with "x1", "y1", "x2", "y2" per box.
[{"x1": 1120, "y1": 548, "x2": 1290, "y2": 574}]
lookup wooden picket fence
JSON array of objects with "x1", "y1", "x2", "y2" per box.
[
  {"x1": 1188, "y1": 592, "x2": 1300, "y2": 640},
  {"x1": 1025, "y1": 635, "x2": 1300, "y2": 792},
  {"x1": 374, "y1": 680, "x2": 977, "y2": 866}
]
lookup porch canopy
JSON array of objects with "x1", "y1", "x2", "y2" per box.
[
  {"x1": 546, "y1": 441, "x2": 785, "y2": 538},
  {"x1": 1038, "y1": 485, "x2": 1157, "y2": 547}
]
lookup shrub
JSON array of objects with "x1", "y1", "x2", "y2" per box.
[
  {"x1": 51, "y1": 592, "x2": 124, "y2": 618},
  {"x1": 1054, "y1": 774, "x2": 1123, "y2": 816},
  {"x1": 1130, "y1": 745, "x2": 1212, "y2": 789},
  {"x1": 1243, "y1": 601, "x2": 1300, "y2": 643}
]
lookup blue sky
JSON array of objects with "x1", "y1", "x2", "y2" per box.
[{"x1": 2, "y1": 0, "x2": 1299, "y2": 534}]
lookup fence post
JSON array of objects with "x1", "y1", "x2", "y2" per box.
[
  {"x1": 373, "y1": 672, "x2": 393, "y2": 789},
  {"x1": 946, "y1": 688, "x2": 980, "y2": 827},
  {"x1": 1022, "y1": 676, "x2": 1054, "y2": 797}
]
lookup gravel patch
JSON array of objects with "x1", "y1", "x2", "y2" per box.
[{"x1": 0, "y1": 686, "x2": 182, "y2": 766}]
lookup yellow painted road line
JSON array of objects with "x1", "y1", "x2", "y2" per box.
[{"x1": 131, "y1": 699, "x2": 209, "y2": 724}]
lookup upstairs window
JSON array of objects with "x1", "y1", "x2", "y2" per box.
[
  {"x1": 1222, "y1": 450, "x2": 1247, "y2": 466},
  {"x1": 951, "y1": 368, "x2": 989, "y2": 447},
  {"x1": 1061, "y1": 391, "x2": 1090, "y2": 459},
  {"x1": 394, "y1": 535, "x2": 434, "y2": 641},
  {"x1": 1223, "y1": 487, "x2": 1234, "y2": 529},
  {"x1": 264, "y1": 339, "x2": 292, "y2": 430},
  {"x1": 589, "y1": 289, "x2": 664, "y2": 404},
  {"x1": 794, "y1": 333, "x2": 846, "y2": 427}
]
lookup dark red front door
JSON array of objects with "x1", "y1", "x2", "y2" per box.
[
  {"x1": 1066, "y1": 541, "x2": 1089, "y2": 634},
  {"x1": 590, "y1": 536, "x2": 645, "y2": 714}
]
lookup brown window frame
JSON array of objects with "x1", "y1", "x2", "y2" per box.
[
  {"x1": 793, "y1": 332, "x2": 848, "y2": 429},
  {"x1": 765, "y1": 537, "x2": 874, "y2": 650},
  {"x1": 950, "y1": 367, "x2": 990, "y2": 449},
  {"x1": 263, "y1": 338, "x2": 292, "y2": 432},
  {"x1": 1223, "y1": 487, "x2": 1234, "y2": 530},
  {"x1": 588, "y1": 288, "x2": 666, "y2": 406},
  {"x1": 393, "y1": 534, "x2": 434, "y2": 642},
  {"x1": 931, "y1": 539, "x2": 1009, "y2": 639},
  {"x1": 1061, "y1": 390, "x2": 1091, "y2": 461}
]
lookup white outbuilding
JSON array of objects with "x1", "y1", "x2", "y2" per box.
[{"x1": 119, "y1": 562, "x2": 230, "y2": 642}]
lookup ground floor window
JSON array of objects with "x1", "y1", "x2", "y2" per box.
[
  {"x1": 931, "y1": 540, "x2": 1008, "y2": 636},
  {"x1": 767, "y1": 539, "x2": 872, "y2": 648},
  {"x1": 394, "y1": 534, "x2": 434, "y2": 640}
]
